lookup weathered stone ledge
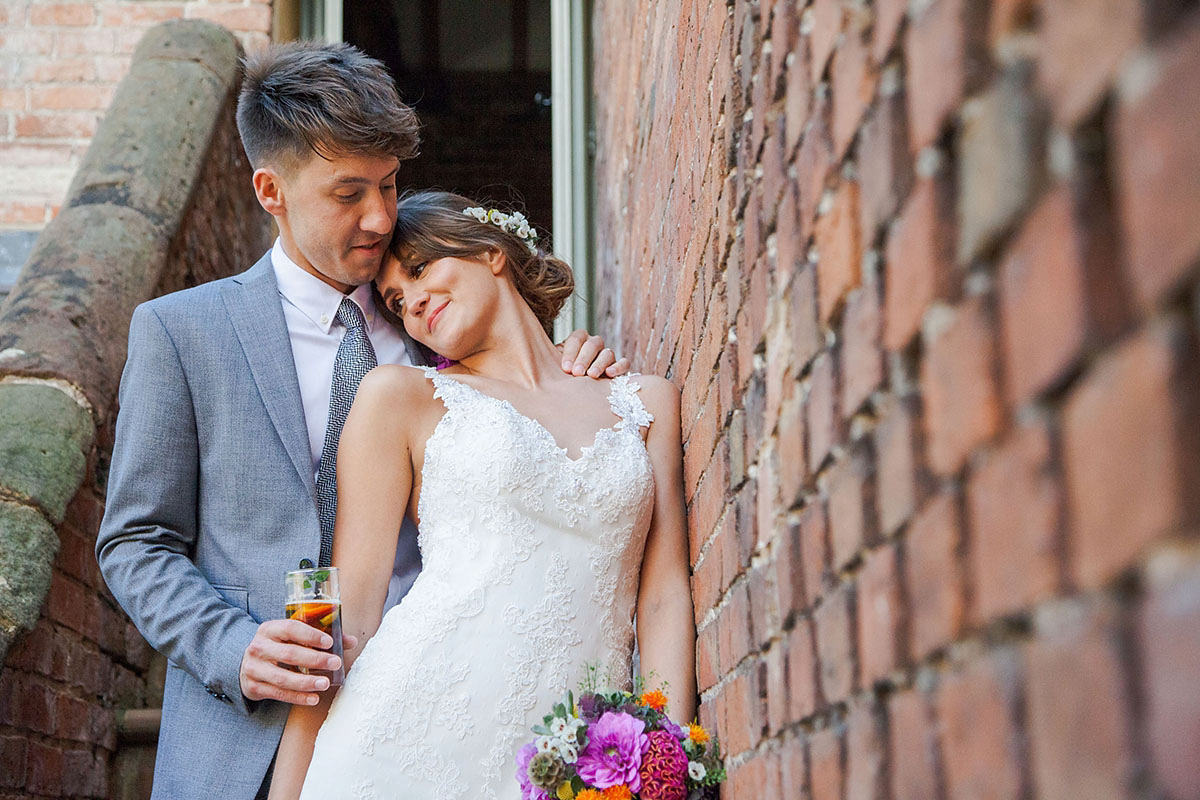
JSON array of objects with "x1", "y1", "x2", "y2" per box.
[{"x1": 0, "y1": 20, "x2": 247, "y2": 665}]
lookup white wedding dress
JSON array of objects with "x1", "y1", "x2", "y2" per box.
[{"x1": 298, "y1": 368, "x2": 656, "y2": 799}]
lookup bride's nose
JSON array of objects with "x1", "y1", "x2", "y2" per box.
[{"x1": 405, "y1": 288, "x2": 430, "y2": 317}]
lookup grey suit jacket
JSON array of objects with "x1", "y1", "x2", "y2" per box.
[{"x1": 96, "y1": 253, "x2": 424, "y2": 799}]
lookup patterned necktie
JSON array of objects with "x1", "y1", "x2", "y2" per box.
[{"x1": 316, "y1": 297, "x2": 378, "y2": 566}]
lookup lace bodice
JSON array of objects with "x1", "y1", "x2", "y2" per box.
[{"x1": 299, "y1": 370, "x2": 656, "y2": 800}]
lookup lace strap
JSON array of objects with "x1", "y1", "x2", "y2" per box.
[
  {"x1": 608, "y1": 375, "x2": 654, "y2": 431},
  {"x1": 421, "y1": 366, "x2": 476, "y2": 409}
]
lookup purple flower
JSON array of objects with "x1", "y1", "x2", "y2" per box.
[
  {"x1": 516, "y1": 742, "x2": 551, "y2": 800},
  {"x1": 578, "y1": 693, "x2": 602, "y2": 722},
  {"x1": 659, "y1": 716, "x2": 686, "y2": 741},
  {"x1": 575, "y1": 712, "x2": 650, "y2": 790}
]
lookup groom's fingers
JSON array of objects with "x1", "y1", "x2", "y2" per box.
[
  {"x1": 239, "y1": 620, "x2": 344, "y2": 704},
  {"x1": 558, "y1": 329, "x2": 589, "y2": 371},
  {"x1": 569, "y1": 335, "x2": 605, "y2": 376}
]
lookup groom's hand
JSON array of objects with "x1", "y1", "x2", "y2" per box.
[
  {"x1": 239, "y1": 619, "x2": 358, "y2": 705},
  {"x1": 559, "y1": 330, "x2": 630, "y2": 378}
]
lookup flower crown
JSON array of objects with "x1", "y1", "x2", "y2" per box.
[{"x1": 462, "y1": 206, "x2": 539, "y2": 255}]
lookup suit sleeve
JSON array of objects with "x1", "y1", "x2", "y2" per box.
[{"x1": 96, "y1": 303, "x2": 260, "y2": 715}]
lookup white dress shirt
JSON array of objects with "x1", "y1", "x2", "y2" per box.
[{"x1": 271, "y1": 239, "x2": 418, "y2": 609}]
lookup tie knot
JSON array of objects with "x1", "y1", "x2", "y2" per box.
[{"x1": 336, "y1": 298, "x2": 367, "y2": 331}]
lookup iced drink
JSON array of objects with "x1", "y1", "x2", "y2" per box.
[{"x1": 285, "y1": 566, "x2": 345, "y2": 687}]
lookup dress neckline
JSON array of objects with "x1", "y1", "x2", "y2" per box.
[{"x1": 425, "y1": 370, "x2": 644, "y2": 463}]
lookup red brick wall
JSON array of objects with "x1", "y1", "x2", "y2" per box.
[
  {"x1": 592, "y1": 1, "x2": 1200, "y2": 797},
  {"x1": 0, "y1": 0, "x2": 270, "y2": 227}
]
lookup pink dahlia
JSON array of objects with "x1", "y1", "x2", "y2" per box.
[
  {"x1": 637, "y1": 729, "x2": 689, "y2": 800},
  {"x1": 575, "y1": 712, "x2": 650, "y2": 790}
]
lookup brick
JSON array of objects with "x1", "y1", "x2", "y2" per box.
[
  {"x1": 776, "y1": 512, "x2": 805, "y2": 622},
  {"x1": 874, "y1": 395, "x2": 922, "y2": 535},
  {"x1": 788, "y1": 263, "x2": 823, "y2": 371},
  {"x1": 831, "y1": 21, "x2": 876, "y2": 160},
  {"x1": 827, "y1": 446, "x2": 875, "y2": 571},
  {"x1": 806, "y1": 350, "x2": 839, "y2": 473},
  {"x1": 814, "y1": 582, "x2": 855, "y2": 703},
  {"x1": 1040, "y1": 0, "x2": 1142, "y2": 126},
  {"x1": 53, "y1": 29, "x2": 116, "y2": 55},
  {"x1": 808, "y1": 724, "x2": 845, "y2": 800},
  {"x1": 936, "y1": 650, "x2": 1025, "y2": 800},
  {"x1": 31, "y1": 85, "x2": 116, "y2": 112},
  {"x1": 24, "y1": 740, "x2": 63, "y2": 796},
  {"x1": 1026, "y1": 599, "x2": 1134, "y2": 800},
  {"x1": 794, "y1": 90, "x2": 835, "y2": 233},
  {"x1": 784, "y1": 35, "x2": 813, "y2": 157},
  {"x1": 815, "y1": 180, "x2": 862, "y2": 324},
  {"x1": 0, "y1": 735, "x2": 27, "y2": 789},
  {"x1": 1115, "y1": 16, "x2": 1200, "y2": 309},
  {"x1": 98, "y1": 2, "x2": 185, "y2": 26},
  {"x1": 14, "y1": 111, "x2": 98, "y2": 140},
  {"x1": 748, "y1": 559, "x2": 782, "y2": 646},
  {"x1": 905, "y1": 489, "x2": 964, "y2": 661},
  {"x1": 857, "y1": 542, "x2": 903, "y2": 685},
  {"x1": 957, "y1": 61, "x2": 1046, "y2": 265},
  {"x1": 873, "y1": 0, "x2": 907, "y2": 64},
  {"x1": 800, "y1": 500, "x2": 830, "y2": 608},
  {"x1": 889, "y1": 688, "x2": 941, "y2": 800},
  {"x1": 883, "y1": 175, "x2": 955, "y2": 351},
  {"x1": 806, "y1": 0, "x2": 844, "y2": 84},
  {"x1": 787, "y1": 617, "x2": 818, "y2": 720},
  {"x1": 920, "y1": 296, "x2": 1001, "y2": 476},
  {"x1": 846, "y1": 698, "x2": 886, "y2": 800},
  {"x1": 1063, "y1": 320, "x2": 1200, "y2": 588},
  {"x1": 906, "y1": 0, "x2": 973, "y2": 151},
  {"x1": 778, "y1": 384, "x2": 806, "y2": 505},
  {"x1": 28, "y1": 2, "x2": 95, "y2": 26},
  {"x1": 765, "y1": 642, "x2": 788, "y2": 735},
  {"x1": 840, "y1": 285, "x2": 883, "y2": 417},
  {"x1": 184, "y1": 2, "x2": 273, "y2": 33},
  {"x1": 723, "y1": 669, "x2": 764, "y2": 755},
  {"x1": 718, "y1": 581, "x2": 753, "y2": 676},
  {"x1": 967, "y1": 422, "x2": 1061, "y2": 623},
  {"x1": 859, "y1": 82, "x2": 913, "y2": 243},
  {"x1": 21, "y1": 55, "x2": 97, "y2": 82},
  {"x1": 998, "y1": 187, "x2": 1088, "y2": 405},
  {"x1": 780, "y1": 736, "x2": 808, "y2": 796},
  {"x1": 1139, "y1": 546, "x2": 1200, "y2": 800},
  {"x1": 696, "y1": 623, "x2": 720, "y2": 691}
]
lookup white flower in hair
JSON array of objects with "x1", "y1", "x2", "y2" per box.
[
  {"x1": 463, "y1": 206, "x2": 488, "y2": 222},
  {"x1": 487, "y1": 209, "x2": 506, "y2": 225},
  {"x1": 461, "y1": 205, "x2": 540, "y2": 255}
]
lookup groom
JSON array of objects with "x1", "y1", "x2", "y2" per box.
[{"x1": 96, "y1": 41, "x2": 622, "y2": 800}]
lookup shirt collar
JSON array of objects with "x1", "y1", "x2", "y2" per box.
[{"x1": 270, "y1": 238, "x2": 381, "y2": 334}]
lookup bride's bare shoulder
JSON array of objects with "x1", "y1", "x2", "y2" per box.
[
  {"x1": 352, "y1": 365, "x2": 438, "y2": 418},
  {"x1": 626, "y1": 373, "x2": 679, "y2": 422}
]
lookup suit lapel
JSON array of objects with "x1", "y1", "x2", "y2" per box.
[{"x1": 221, "y1": 254, "x2": 317, "y2": 500}]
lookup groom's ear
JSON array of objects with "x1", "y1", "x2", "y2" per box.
[{"x1": 252, "y1": 168, "x2": 286, "y2": 217}]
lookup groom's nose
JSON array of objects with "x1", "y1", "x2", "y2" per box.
[{"x1": 359, "y1": 190, "x2": 394, "y2": 236}]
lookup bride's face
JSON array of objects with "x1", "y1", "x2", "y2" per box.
[{"x1": 377, "y1": 249, "x2": 505, "y2": 355}]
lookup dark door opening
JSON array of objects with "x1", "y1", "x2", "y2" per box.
[{"x1": 344, "y1": 0, "x2": 555, "y2": 241}]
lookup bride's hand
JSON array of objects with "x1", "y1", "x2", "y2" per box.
[{"x1": 558, "y1": 329, "x2": 630, "y2": 378}]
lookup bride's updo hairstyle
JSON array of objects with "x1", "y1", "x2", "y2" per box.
[{"x1": 388, "y1": 190, "x2": 574, "y2": 336}]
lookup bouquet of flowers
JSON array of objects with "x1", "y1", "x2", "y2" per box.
[{"x1": 515, "y1": 683, "x2": 724, "y2": 800}]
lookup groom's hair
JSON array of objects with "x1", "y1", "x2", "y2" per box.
[{"x1": 236, "y1": 41, "x2": 419, "y2": 171}]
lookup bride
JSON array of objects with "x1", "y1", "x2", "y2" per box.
[{"x1": 269, "y1": 191, "x2": 696, "y2": 799}]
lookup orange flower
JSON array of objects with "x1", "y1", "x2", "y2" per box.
[
  {"x1": 639, "y1": 689, "x2": 668, "y2": 711},
  {"x1": 687, "y1": 723, "x2": 710, "y2": 745},
  {"x1": 600, "y1": 786, "x2": 632, "y2": 800},
  {"x1": 576, "y1": 791, "x2": 603, "y2": 800}
]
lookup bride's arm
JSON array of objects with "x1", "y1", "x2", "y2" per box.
[
  {"x1": 269, "y1": 366, "x2": 425, "y2": 799},
  {"x1": 635, "y1": 376, "x2": 698, "y2": 724}
]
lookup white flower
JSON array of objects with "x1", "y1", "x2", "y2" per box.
[
  {"x1": 529, "y1": 228, "x2": 538, "y2": 239},
  {"x1": 517, "y1": 224, "x2": 531, "y2": 239},
  {"x1": 550, "y1": 718, "x2": 570, "y2": 737},
  {"x1": 559, "y1": 743, "x2": 579, "y2": 764},
  {"x1": 488, "y1": 209, "x2": 506, "y2": 225},
  {"x1": 536, "y1": 736, "x2": 554, "y2": 754},
  {"x1": 688, "y1": 762, "x2": 706, "y2": 781},
  {"x1": 463, "y1": 207, "x2": 487, "y2": 222}
]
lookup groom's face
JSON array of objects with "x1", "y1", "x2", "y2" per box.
[{"x1": 259, "y1": 150, "x2": 400, "y2": 293}]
